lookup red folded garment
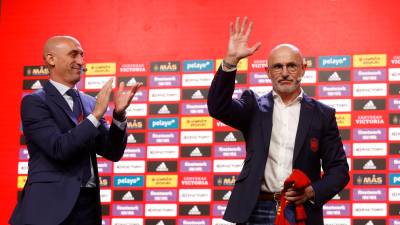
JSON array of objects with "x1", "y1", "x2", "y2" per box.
[{"x1": 275, "y1": 169, "x2": 311, "y2": 225}]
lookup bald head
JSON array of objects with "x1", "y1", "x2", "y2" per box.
[
  {"x1": 43, "y1": 36, "x2": 81, "y2": 63},
  {"x1": 267, "y1": 44, "x2": 304, "y2": 66}
]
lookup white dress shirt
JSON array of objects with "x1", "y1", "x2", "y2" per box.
[{"x1": 261, "y1": 89, "x2": 303, "y2": 192}]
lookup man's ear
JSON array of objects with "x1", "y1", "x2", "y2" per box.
[{"x1": 45, "y1": 52, "x2": 55, "y2": 67}]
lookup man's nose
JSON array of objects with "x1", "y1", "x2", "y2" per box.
[{"x1": 76, "y1": 55, "x2": 84, "y2": 65}]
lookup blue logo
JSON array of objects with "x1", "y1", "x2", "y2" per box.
[
  {"x1": 389, "y1": 173, "x2": 400, "y2": 185},
  {"x1": 148, "y1": 118, "x2": 179, "y2": 129},
  {"x1": 318, "y1": 56, "x2": 351, "y2": 68},
  {"x1": 114, "y1": 176, "x2": 144, "y2": 187},
  {"x1": 183, "y1": 60, "x2": 214, "y2": 72}
]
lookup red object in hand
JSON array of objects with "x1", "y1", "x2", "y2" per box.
[{"x1": 275, "y1": 169, "x2": 311, "y2": 225}]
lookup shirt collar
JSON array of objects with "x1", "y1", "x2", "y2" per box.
[
  {"x1": 49, "y1": 79, "x2": 77, "y2": 96},
  {"x1": 272, "y1": 88, "x2": 304, "y2": 106}
]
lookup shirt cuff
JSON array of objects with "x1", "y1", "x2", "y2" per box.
[
  {"x1": 112, "y1": 117, "x2": 127, "y2": 130},
  {"x1": 87, "y1": 114, "x2": 100, "y2": 128}
]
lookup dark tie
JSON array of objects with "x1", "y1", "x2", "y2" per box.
[{"x1": 66, "y1": 88, "x2": 91, "y2": 185}]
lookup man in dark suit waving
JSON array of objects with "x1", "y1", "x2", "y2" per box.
[
  {"x1": 10, "y1": 36, "x2": 142, "y2": 225},
  {"x1": 207, "y1": 17, "x2": 349, "y2": 225}
]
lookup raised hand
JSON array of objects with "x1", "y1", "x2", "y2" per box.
[
  {"x1": 224, "y1": 16, "x2": 262, "y2": 66},
  {"x1": 92, "y1": 78, "x2": 113, "y2": 120},
  {"x1": 114, "y1": 81, "x2": 142, "y2": 115}
]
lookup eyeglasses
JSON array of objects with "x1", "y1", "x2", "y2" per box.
[{"x1": 266, "y1": 62, "x2": 303, "y2": 75}]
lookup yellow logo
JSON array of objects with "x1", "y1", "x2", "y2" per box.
[
  {"x1": 181, "y1": 116, "x2": 213, "y2": 129},
  {"x1": 17, "y1": 176, "x2": 27, "y2": 188},
  {"x1": 216, "y1": 58, "x2": 248, "y2": 71},
  {"x1": 353, "y1": 54, "x2": 386, "y2": 67},
  {"x1": 85, "y1": 62, "x2": 116, "y2": 75},
  {"x1": 336, "y1": 114, "x2": 351, "y2": 127},
  {"x1": 146, "y1": 175, "x2": 178, "y2": 187}
]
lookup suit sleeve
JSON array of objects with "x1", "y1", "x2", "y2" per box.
[
  {"x1": 311, "y1": 109, "x2": 350, "y2": 207},
  {"x1": 21, "y1": 94, "x2": 101, "y2": 162},
  {"x1": 94, "y1": 118, "x2": 127, "y2": 162},
  {"x1": 207, "y1": 66, "x2": 255, "y2": 131}
]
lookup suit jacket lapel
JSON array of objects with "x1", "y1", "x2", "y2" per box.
[
  {"x1": 78, "y1": 92, "x2": 92, "y2": 117},
  {"x1": 44, "y1": 81, "x2": 78, "y2": 125},
  {"x1": 260, "y1": 92, "x2": 274, "y2": 159},
  {"x1": 292, "y1": 95, "x2": 315, "y2": 165}
]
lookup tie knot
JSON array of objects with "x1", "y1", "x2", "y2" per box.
[{"x1": 66, "y1": 89, "x2": 79, "y2": 99}]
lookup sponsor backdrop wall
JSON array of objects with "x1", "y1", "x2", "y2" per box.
[{"x1": 1, "y1": 0, "x2": 400, "y2": 224}]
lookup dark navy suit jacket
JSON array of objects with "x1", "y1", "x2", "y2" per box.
[
  {"x1": 207, "y1": 67, "x2": 349, "y2": 224},
  {"x1": 10, "y1": 81, "x2": 127, "y2": 225}
]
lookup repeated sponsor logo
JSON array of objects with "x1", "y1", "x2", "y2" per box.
[
  {"x1": 127, "y1": 118, "x2": 146, "y2": 130},
  {"x1": 113, "y1": 160, "x2": 145, "y2": 173},
  {"x1": 180, "y1": 146, "x2": 212, "y2": 158},
  {"x1": 233, "y1": 73, "x2": 247, "y2": 85},
  {"x1": 390, "y1": 143, "x2": 400, "y2": 155},
  {"x1": 389, "y1": 173, "x2": 400, "y2": 186},
  {"x1": 111, "y1": 218, "x2": 143, "y2": 225},
  {"x1": 250, "y1": 72, "x2": 270, "y2": 84},
  {"x1": 117, "y1": 76, "x2": 147, "y2": 87},
  {"x1": 305, "y1": 57, "x2": 316, "y2": 68},
  {"x1": 353, "y1": 69, "x2": 386, "y2": 81},
  {"x1": 249, "y1": 85, "x2": 273, "y2": 96},
  {"x1": 24, "y1": 65, "x2": 49, "y2": 76},
  {"x1": 181, "y1": 116, "x2": 213, "y2": 129},
  {"x1": 179, "y1": 204, "x2": 210, "y2": 216},
  {"x1": 390, "y1": 219, "x2": 400, "y2": 225},
  {"x1": 126, "y1": 103, "x2": 147, "y2": 117},
  {"x1": 119, "y1": 63, "x2": 146, "y2": 73},
  {"x1": 390, "y1": 158, "x2": 400, "y2": 170},
  {"x1": 318, "y1": 84, "x2": 351, "y2": 97},
  {"x1": 179, "y1": 175, "x2": 211, "y2": 187},
  {"x1": 353, "y1": 158, "x2": 386, "y2": 170},
  {"x1": 183, "y1": 60, "x2": 214, "y2": 72},
  {"x1": 389, "y1": 203, "x2": 400, "y2": 216},
  {"x1": 146, "y1": 189, "x2": 177, "y2": 201},
  {"x1": 214, "y1": 175, "x2": 237, "y2": 187},
  {"x1": 182, "y1": 88, "x2": 208, "y2": 100},
  {"x1": 147, "y1": 161, "x2": 178, "y2": 172},
  {"x1": 353, "y1": 99, "x2": 386, "y2": 111},
  {"x1": 319, "y1": 99, "x2": 352, "y2": 112},
  {"x1": 336, "y1": 114, "x2": 351, "y2": 127},
  {"x1": 149, "y1": 118, "x2": 179, "y2": 129},
  {"x1": 389, "y1": 84, "x2": 400, "y2": 95},
  {"x1": 318, "y1": 70, "x2": 351, "y2": 82},
  {"x1": 150, "y1": 74, "x2": 180, "y2": 87},
  {"x1": 213, "y1": 203, "x2": 227, "y2": 216},
  {"x1": 353, "y1": 54, "x2": 387, "y2": 67},
  {"x1": 102, "y1": 204, "x2": 110, "y2": 216},
  {"x1": 85, "y1": 62, "x2": 116, "y2": 75},
  {"x1": 389, "y1": 127, "x2": 400, "y2": 141},
  {"x1": 99, "y1": 176, "x2": 111, "y2": 187},
  {"x1": 23, "y1": 79, "x2": 47, "y2": 90},
  {"x1": 389, "y1": 68, "x2": 400, "y2": 81},
  {"x1": 113, "y1": 190, "x2": 143, "y2": 201},
  {"x1": 331, "y1": 188, "x2": 350, "y2": 201},
  {"x1": 352, "y1": 203, "x2": 387, "y2": 216},
  {"x1": 123, "y1": 146, "x2": 145, "y2": 158},
  {"x1": 114, "y1": 175, "x2": 144, "y2": 187},
  {"x1": 150, "y1": 103, "x2": 179, "y2": 115},
  {"x1": 182, "y1": 73, "x2": 214, "y2": 87},
  {"x1": 352, "y1": 188, "x2": 386, "y2": 201},
  {"x1": 19, "y1": 147, "x2": 29, "y2": 160},
  {"x1": 389, "y1": 98, "x2": 400, "y2": 110},
  {"x1": 323, "y1": 203, "x2": 351, "y2": 216},
  {"x1": 389, "y1": 188, "x2": 400, "y2": 201},
  {"x1": 250, "y1": 59, "x2": 267, "y2": 70},
  {"x1": 85, "y1": 76, "x2": 115, "y2": 89},
  {"x1": 353, "y1": 173, "x2": 386, "y2": 185},
  {"x1": 353, "y1": 113, "x2": 386, "y2": 126},
  {"x1": 145, "y1": 204, "x2": 177, "y2": 216},
  {"x1": 390, "y1": 113, "x2": 400, "y2": 125},
  {"x1": 179, "y1": 189, "x2": 211, "y2": 202},
  {"x1": 339, "y1": 129, "x2": 351, "y2": 141},
  {"x1": 148, "y1": 131, "x2": 178, "y2": 144},
  {"x1": 17, "y1": 176, "x2": 27, "y2": 189},
  {"x1": 130, "y1": 89, "x2": 147, "y2": 102},
  {"x1": 150, "y1": 61, "x2": 180, "y2": 72},
  {"x1": 213, "y1": 159, "x2": 244, "y2": 172},
  {"x1": 18, "y1": 162, "x2": 28, "y2": 174},
  {"x1": 213, "y1": 190, "x2": 232, "y2": 201},
  {"x1": 147, "y1": 145, "x2": 179, "y2": 159},
  {"x1": 353, "y1": 83, "x2": 387, "y2": 97},
  {"x1": 98, "y1": 161, "x2": 112, "y2": 173},
  {"x1": 180, "y1": 219, "x2": 210, "y2": 225},
  {"x1": 302, "y1": 70, "x2": 317, "y2": 84},
  {"x1": 214, "y1": 131, "x2": 244, "y2": 143},
  {"x1": 318, "y1": 56, "x2": 351, "y2": 68},
  {"x1": 302, "y1": 85, "x2": 316, "y2": 97},
  {"x1": 216, "y1": 58, "x2": 247, "y2": 71},
  {"x1": 323, "y1": 218, "x2": 351, "y2": 225},
  {"x1": 353, "y1": 128, "x2": 386, "y2": 141},
  {"x1": 146, "y1": 175, "x2": 178, "y2": 187},
  {"x1": 353, "y1": 142, "x2": 387, "y2": 156},
  {"x1": 112, "y1": 203, "x2": 143, "y2": 216},
  {"x1": 180, "y1": 160, "x2": 211, "y2": 172},
  {"x1": 100, "y1": 189, "x2": 111, "y2": 203},
  {"x1": 149, "y1": 88, "x2": 181, "y2": 102},
  {"x1": 353, "y1": 219, "x2": 385, "y2": 225},
  {"x1": 181, "y1": 102, "x2": 208, "y2": 115},
  {"x1": 127, "y1": 132, "x2": 146, "y2": 144},
  {"x1": 180, "y1": 131, "x2": 213, "y2": 144},
  {"x1": 146, "y1": 219, "x2": 176, "y2": 225},
  {"x1": 212, "y1": 219, "x2": 234, "y2": 225},
  {"x1": 214, "y1": 144, "x2": 246, "y2": 158}
]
